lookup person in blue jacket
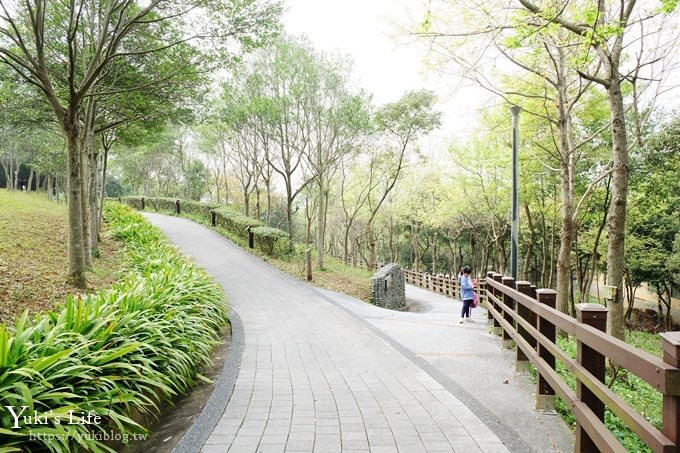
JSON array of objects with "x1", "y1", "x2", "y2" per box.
[{"x1": 459, "y1": 266, "x2": 477, "y2": 323}]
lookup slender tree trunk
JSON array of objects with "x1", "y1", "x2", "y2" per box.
[
  {"x1": 88, "y1": 147, "x2": 99, "y2": 248},
  {"x1": 1, "y1": 159, "x2": 10, "y2": 190},
  {"x1": 316, "y1": 178, "x2": 326, "y2": 270},
  {"x1": 80, "y1": 150, "x2": 92, "y2": 267},
  {"x1": 605, "y1": 78, "x2": 630, "y2": 340},
  {"x1": 389, "y1": 216, "x2": 397, "y2": 262},
  {"x1": 65, "y1": 121, "x2": 86, "y2": 287},
  {"x1": 556, "y1": 150, "x2": 575, "y2": 315},
  {"x1": 522, "y1": 204, "x2": 535, "y2": 280},
  {"x1": 367, "y1": 222, "x2": 376, "y2": 270},
  {"x1": 27, "y1": 169, "x2": 34, "y2": 192},
  {"x1": 255, "y1": 185, "x2": 261, "y2": 221},
  {"x1": 47, "y1": 175, "x2": 53, "y2": 200},
  {"x1": 412, "y1": 223, "x2": 420, "y2": 273},
  {"x1": 98, "y1": 147, "x2": 109, "y2": 234}
]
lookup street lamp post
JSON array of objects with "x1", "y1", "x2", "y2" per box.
[{"x1": 510, "y1": 105, "x2": 521, "y2": 281}]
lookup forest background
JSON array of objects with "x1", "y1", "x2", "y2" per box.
[{"x1": 1, "y1": 0, "x2": 680, "y2": 341}]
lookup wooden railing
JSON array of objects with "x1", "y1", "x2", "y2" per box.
[
  {"x1": 334, "y1": 257, "x2": 489, "y2": 302},
  {"x1": 344, "y1": 260, "x2": 680, "y2": 451},
  {"x1": 402, "y1": 269, "x2": 488, "y2": 301},
  {"x1": 484, "y1": 271, "x2": 680, "y2": 453}
]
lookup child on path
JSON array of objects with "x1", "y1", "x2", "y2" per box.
[{"x1": 459, "y1": 266, "x2": 477, "y2": 323}]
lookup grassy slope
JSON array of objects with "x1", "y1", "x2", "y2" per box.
[
  {"x1": 269, "y1": 254, "x2": 374, "y2": 302},
  {"x1": 180, "y1": 212, "x2": 375, "y2": 303},
  {"x1": 0, "y1": 191, "x2": 124, "y2": 324}
]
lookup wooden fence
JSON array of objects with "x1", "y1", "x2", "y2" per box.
[
  {"x1": 337, "y1": 257, "x2": 680, "y2": 451},
  {"x1": 402, "y1": 269, "x2": 488, "y2": 302},
  {"x1": 484, "y1": 271, "x2": 680, "y2": 453},
  {"x1": 333, "y1": 256, "x2": 488, "y2": 299}
]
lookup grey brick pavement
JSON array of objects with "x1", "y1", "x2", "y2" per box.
[{"x1": 145, "y1": 213, "x2": 573, "y2": 453}]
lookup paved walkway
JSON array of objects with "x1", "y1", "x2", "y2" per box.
[{"x1": 143, "y1": 213, "x2": 574, "y2": 453}]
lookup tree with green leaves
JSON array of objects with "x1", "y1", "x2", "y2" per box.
[
  {"x1": 516, "y1": 0, "x2": 678, "y2": 339},
  {"x1": 365, "y1": 90, "x2": 441, "y2": 270},
  {"x1": 0, "y1": 0, "x2": 281, "y2": 286}
]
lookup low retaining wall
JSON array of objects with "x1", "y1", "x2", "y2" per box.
[{"x1": 371, "y1": 263, "x2": 406, "y2": 310}]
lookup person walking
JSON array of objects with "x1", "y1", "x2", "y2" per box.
[{"x1": 459, "y1": 266, "x2": 476, "y2": 323}]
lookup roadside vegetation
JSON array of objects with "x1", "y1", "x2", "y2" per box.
[
  {"x1": 0, "y1": 202, "x2": 227, "y2": 452},
  {"x1": 0, "y1": 191, "x2": 123, "y2": 324},
  {"x1": 125, "y1": 196, "x2": 375, "y2": 303}
]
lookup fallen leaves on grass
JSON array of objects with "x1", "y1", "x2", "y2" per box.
[{"x1": 0, "y1": 192, "x2": 124, "y2": 325}]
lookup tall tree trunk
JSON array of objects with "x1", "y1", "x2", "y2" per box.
[
  {"x1": 65, "y1": 121, "x2": 86, "y2": 288},
  {"x1": 47, "y1": 175, "x2": 53, "y2": 200},
  {"x1": 412, "y1": 223, "x2": 420, "y2": 273},
  {"x1": 389, "y1": 216, "x2": 397, "y2": 262},
  {"x1": 1, "y1": 158, "x2": 10, "y2": 190},
  {"x1": 367, "y1": 222, "x2": 376, "y2": 270},
  {"x1": 255, "y1": 185, "x2": 261, "y2": 222},
  {"x1": 27, "y1": 169, "x2": 34, "y2": 192},
  {"x1": 605, "y1": 78, "x2": 629, "y2": 340},
  {"x1": 80, "y1": 150, "x2": 92, "y2": 268},
  {"x1": 556, "y1": 144, "x2": 575, "y2": 315},
  {"x1": 98, "y1": 147, "x2": 110, "y2": 235},
  {"x1": 88, "y1": 146, "x2": 99, "y2": 249},
  {"x1": 243, "y1": 190, "x2": 250, "y2": 217},
  {"x1": 432, "y1": 230, "x2": 437, "y2": 273},
  {"x1": 316, "y1": 178, "x2": 326, "y2": 270},
  {"x1": 522, "y1": 204, "x2": 535, "y2": 280},
  {"x1": 80, "y1": 100, "x2": 95, "y2": 268}
]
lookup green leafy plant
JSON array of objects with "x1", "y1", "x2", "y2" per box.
[{"x1": 0, "y1": 203, "x2": 227, "y2": 451}]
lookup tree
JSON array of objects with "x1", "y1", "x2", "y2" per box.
[
  {"x1": 0, "y1": 0, "x2": 281, "y2": 287},
  {"x1": 365, "y1": 90, "x2": 441, "y2": 269},
  {"x1": 516, "y1": 0, "x2": 678, "y2": 339}
]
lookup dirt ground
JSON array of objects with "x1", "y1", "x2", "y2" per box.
[{"x1": 120, "y1": 331, "x2": 231, "y2": 453}]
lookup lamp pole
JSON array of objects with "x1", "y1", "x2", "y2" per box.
[{"x1": 510, "y1": 105, "x2": 521, "y2": 281}]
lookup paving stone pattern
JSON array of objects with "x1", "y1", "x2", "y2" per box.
[{"x1": 144, "y1": 213, "x2": 572, "y2": 453}]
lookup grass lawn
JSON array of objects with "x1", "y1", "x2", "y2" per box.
[
  {"x1": 269, "y1": 253, "x2": 374, "y2": 302},
  {"x1": 0, "y1": 190, "x2": 124, "y2": 324}
]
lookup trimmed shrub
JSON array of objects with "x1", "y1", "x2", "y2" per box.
[
  {"x1": 0, "y1": 203, "x2": 227, "y2": 452},
  {"x1": 118, "y1": 196, "x2": 289, "y2": 257},
  {"x1": 252, "y1": 226, "x2": 288, "y2": 255},
  {"x1": 120, "y1": 196, "x2": 218, "y2": 223},
  {"x1": 213, "y1": 206, "x2": 263, "y2": 239}
]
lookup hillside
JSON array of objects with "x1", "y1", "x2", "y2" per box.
[{"x1": 0, "y1": 191, "x2": 123, "y2": 324}]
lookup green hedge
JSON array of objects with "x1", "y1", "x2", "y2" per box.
[
  {"x1": 119, "y1": 196, "x2": 219, "y2": 221},
  {"x1": 0, "y1": 202, "x2": 227, "y2": 452},
  {"x1": 212, "y1": 206, "x2": 263, "y2": 239},
  {"x1": 120, "y1": 196, "x2": 287, "y2": 256},
  {"x1": 251, "y1": 226, "x2": 288, "y2": 255}
]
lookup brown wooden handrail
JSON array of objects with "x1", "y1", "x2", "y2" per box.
[
  {"x1": 485, "y1": 273, "x2": 680, "y2": 452},
  {"x1": 336, "y1": 259, "x2": 680, "y2": 450}
]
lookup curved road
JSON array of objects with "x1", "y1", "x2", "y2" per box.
[{"x1": 144, "y1": 213, "x2": 573, "y2": 453}]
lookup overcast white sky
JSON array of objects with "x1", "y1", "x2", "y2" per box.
[{"x1": 281, "y1": 0, "x2": 490, "y2": 152}]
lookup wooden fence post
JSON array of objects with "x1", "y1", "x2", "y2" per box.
[
  {"x1": 575, "y1": 303, "x2": 608, "y2": 452},
  {"x1": 515, "y1": 281, "x2": 532, "y2": 372},
  {"x1": 536, "y1": 289, "x2": 556, "y2": 411},
  {"x1": 501, "y1": 277, "x2": 516, "y2": 349},
  {"x1": 486, "y1": 272, "x2": 494, "y2": 326},
  {"x1": 306, "y1": 248, "x2": 312, "y2": 281},
  {"x1": 210, "y1": 209, "x2": 216, "y2": 227},
  {"x1": 660, "y1": 332, "x2": 680, "y2": 450},
  {"x1": 492, "y1": 273, "x2": 503, "y2": 333},
  {"x1": 175, "y1": 199, "x2": 180, "y2": 215},
  {"x1": 140, "y1": 197, "x2": 145, "y2": 210}
]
